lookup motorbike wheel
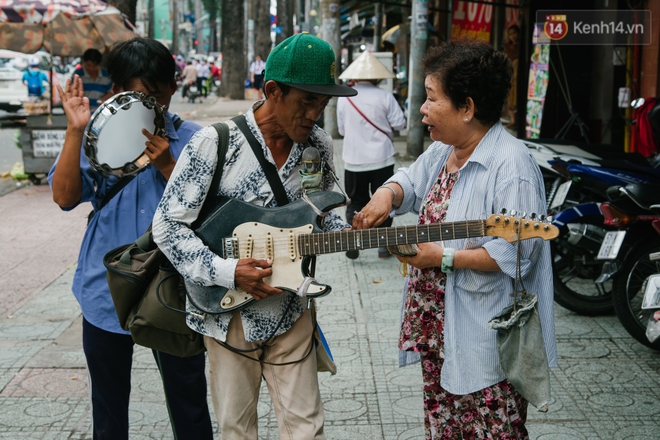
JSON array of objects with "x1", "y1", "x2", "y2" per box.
[
  {"x1": 552, "y1": 218, "x2": 615, "y2": 316},
  {"x1": 612, "y1": 238, "x2": 660, "y2": 350}
]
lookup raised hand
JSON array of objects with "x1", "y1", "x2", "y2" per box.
[{"x1": 55, "y1": 75, "x2": 90, "y2": 132}]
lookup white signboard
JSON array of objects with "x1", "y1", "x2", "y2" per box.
[{"x1": 32, "y1": 130, "x2": 66, "y2": 158}]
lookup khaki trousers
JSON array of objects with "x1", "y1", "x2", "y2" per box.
[{"x1": 204, "y1": 309, "x2": 325, "y2": 440}]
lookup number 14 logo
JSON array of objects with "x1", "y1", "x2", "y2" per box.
[{"x1": 544, "y1": 17, "x2": 568, "y2": 40}]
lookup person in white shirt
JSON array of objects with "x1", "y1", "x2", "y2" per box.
[
  {"x1": 249, "y1": 55, "x2": 266, "y2": 99},
  {"x1": 337, "y1": 51, "x2": 406, "y2": 259}
]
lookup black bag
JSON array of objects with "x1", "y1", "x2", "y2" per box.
[{"x1": 104, "y1": 122, "x2": 229, "y2": 357}]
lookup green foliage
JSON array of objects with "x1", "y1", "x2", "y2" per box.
[{"x1": 200, "y1": 0, "x2": 220, "y2": 19}]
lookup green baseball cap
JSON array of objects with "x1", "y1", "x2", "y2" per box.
[{"x1": 264, "y1": 32, "x2": 357, "y2": 97}]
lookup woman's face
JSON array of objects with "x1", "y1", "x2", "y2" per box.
[{"x1": 420, "y1": 75, "x2": 468, "y2": 145}]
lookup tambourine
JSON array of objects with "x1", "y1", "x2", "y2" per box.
[{"x1": 84, "y1": 91, "x2": 167, "y2": 178}]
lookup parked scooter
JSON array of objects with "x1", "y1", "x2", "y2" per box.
[
  {"x1": 601, "y1": 183, "x2": 660, "y2": 349},
  {"x1": 547, "y1": 159, "x2": 660, "y2": 316}
]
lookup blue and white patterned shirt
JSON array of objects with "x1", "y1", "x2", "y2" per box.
[
  {"x1": 390, "y1": 122, "x2": 557, "y2": 395},
  {"x1": 153, "y1": 101, "x2": 349, "y2": 342}
]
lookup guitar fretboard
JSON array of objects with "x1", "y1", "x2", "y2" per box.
[{"x1": 298, "y1": 220, "x2": 487, "y2": 256}]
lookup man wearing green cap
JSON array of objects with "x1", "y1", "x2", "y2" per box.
[{"x1": 153, "y1": 33, "x2": 356, "y2": 439}]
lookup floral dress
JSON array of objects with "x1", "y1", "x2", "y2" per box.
[{"x1": 399, "y1": 168, "x2": 528, "y2": 440}]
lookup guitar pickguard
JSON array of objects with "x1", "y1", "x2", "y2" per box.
[
  {"x1": 190, "y1": 191, "x2": 346, "y2": 315},
  {"x1": 217, "y1": 222, "x2": 329, "y2": 311}
]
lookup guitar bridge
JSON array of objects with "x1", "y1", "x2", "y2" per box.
[{"x1": 223, "y1": 238, "x2": 239, "y2": 259}]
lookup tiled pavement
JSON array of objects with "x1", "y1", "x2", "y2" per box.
[{"x1": 1, "y1": 95, "x2": 660, "y2": 439}]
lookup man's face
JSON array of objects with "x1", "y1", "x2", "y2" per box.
[
  {"x1": 83, "y1": 60, "x2": 100, "y2": 76},
  {"x1": 112, "y1": 78, "x2": 176, "y2": 109},
  {"x1": 272, "y1": 86, "x2": 331, "y2": 143}
]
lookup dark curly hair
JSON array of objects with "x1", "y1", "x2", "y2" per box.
[{"x1": 422, "y1": 39, "x2": 512, "y2": 125}]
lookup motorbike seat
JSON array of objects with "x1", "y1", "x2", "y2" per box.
[{"x1": 620, "y1": 183, "x2": 660, "y2": 210}]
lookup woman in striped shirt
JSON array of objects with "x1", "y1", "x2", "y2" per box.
[{"x1": 353, "y1": 40, "x2": 556, "y2": 439}]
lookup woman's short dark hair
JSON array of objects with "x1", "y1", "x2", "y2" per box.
[
  {"x1": 422, "y1": 39, "x2": 512, "y2": 125},
  {"x1": 106, "y1": 37, "x2": 175, "y2": 93},
  {"x1": 82, "y1": 48, "x2": 103, "y2": 64}
]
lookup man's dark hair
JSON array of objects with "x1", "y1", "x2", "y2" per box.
[
  {"x1": 106, "y1": 37, "x2": 175, "y2": 93},
  {"x1": 82, "y1": 48, "x2": 103, "y2": 64},
  {"x1": 423, "y1": 39, "x2": 512, "y2": 125}
]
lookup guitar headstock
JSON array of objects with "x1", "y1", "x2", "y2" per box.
[{"x1": 485, "y1": 210, "x2": 559, "y2": 242}]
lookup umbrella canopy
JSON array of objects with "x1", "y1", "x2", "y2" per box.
[
  {"x1": 0, "y1": 0, "x2": 135, "y2": 56},
  {"x1": 381, "y1": 24, "x2": 401, "y2": 44}
]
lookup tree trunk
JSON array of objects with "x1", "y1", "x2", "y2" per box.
[
  {"x1": 255, "y1": 0, "x2": 272, "y2": 59},
  {"x1": 221, "y1": 0, "x2": 247, "y2": 99},
  {"x1": 171, "y1": 0, "x2": 179, "y2": 55},
  {"x1": 111, "y1": 0, "x2": 138, "y2": 28},
  {"x1": 275, "y1": 0, "x2": 294, "y2": 44}
]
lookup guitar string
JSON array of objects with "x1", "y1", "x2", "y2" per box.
[{"x1": 229, "y1": 220, "x2": 488, "y2": 256}]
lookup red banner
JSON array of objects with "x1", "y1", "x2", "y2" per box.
[{"x1": 451, "y1": 0, "x2": 493, "y2": 41}]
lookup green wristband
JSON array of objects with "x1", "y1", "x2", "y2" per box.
[{"x1": 441, "y1": 247, "x2": 455, "y2": 273}]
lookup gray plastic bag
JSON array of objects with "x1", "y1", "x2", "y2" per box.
[{"x1": 488, "y1": 292, "x2": 550, "y2": 412}]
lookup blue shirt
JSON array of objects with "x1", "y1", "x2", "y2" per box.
[
  {"x1": 22, "y1": 69, "x2": 48, "y2": 96},
  {"x1": 73, "y1": 67, "x2": 112, "y2": 109},
  {"x1": 48, "y1": 113, "x2": 200, "y2": 334},
  {"x1": 390, "y1": 122, "x2": 557, "y2": 395}
]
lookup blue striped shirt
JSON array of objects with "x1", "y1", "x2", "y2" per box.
[
  {"x1": 73, "y1": 67, "x2": 112, "y2": 110},
  {"x1": 389, "y1": 122, "x2": 557, "y2": 395}
]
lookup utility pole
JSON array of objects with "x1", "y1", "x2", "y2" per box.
[
  {"x1": 247, "y1": 0, "x2": 254, "y2": 69},
  {"x1": 407, "y1": 0, "x2": 428, "y2": 158},
  {"x1": 194, "y1": 0, "x2": 203, "y2": 53},
  {"x1": 320, "y1": 0, "x2": 341, "y2": 137},
  {"x1": 373, "y1": 2, "x2": 383, "y2": 51}
]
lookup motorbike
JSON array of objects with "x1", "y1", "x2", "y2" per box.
[
  {"x1": 546, "y1": 157, "x2": 660, "y2": 316},
  {"x1": 600, "y1": 182, "x2": 660, "y2": 349}
]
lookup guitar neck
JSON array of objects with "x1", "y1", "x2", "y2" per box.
[{"x1": 298, "y1": 220, "x2": 487, "y2": 256}]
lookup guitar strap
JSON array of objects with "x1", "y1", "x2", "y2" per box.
[{"x1": 232, "y1": 115, "x2": 289, "y2": 206}]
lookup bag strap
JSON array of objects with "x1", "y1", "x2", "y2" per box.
[
  {"x1": 173, "y1": 117, "x2": 185, "y2": 131},
  {"x1": 232, "y1": 115, "x2": 289, "y2": 206},
  {"x1": 192, "y1": 121, "x2": 230, "y2": 227},
  {"x1": 346, "y1": 97, "x2": 391, "y2": 139}
]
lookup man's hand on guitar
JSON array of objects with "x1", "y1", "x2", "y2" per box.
[{"x1": 234, "y1": 258, "x2": 283, "y2": 300}]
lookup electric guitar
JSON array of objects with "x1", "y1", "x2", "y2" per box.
[{"x1": 188, "y1": 191, "x2": 559, "y2": 315}]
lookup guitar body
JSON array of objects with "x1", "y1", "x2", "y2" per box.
[{"x1": 189, "y1": 191, "x2": 347, "y2": 315}]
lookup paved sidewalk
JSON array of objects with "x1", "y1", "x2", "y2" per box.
[{"x1": 1, "y1": 96, "x2": 660, "y2": 439}]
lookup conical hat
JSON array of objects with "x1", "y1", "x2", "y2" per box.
[{"x1": 339, "y1": 51, "x2": 395, "y2": 80}]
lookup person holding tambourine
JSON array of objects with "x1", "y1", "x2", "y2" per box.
[{"x1": 48, "y1": 38, "x2": 213, "y2": 440}]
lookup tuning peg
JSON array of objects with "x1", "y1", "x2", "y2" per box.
[
  {"x1": 520, "y1": 211, "x2": 527, "y2": 218},
  {"x1": 510, "y1": 210, "x2": 517, "y2": 217},
  {"x1": 547, "y1": 215, "x2": 554, "y2": 223},
  {"x1": 530, "y1": 213, "x2": 537, "y2": 220},
  {"x1": 501, "y1": 208, "x2": 508, "y2": 214},
  {"x1": 539, "y1": 214, "x2": 547, "y2": 222}
]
